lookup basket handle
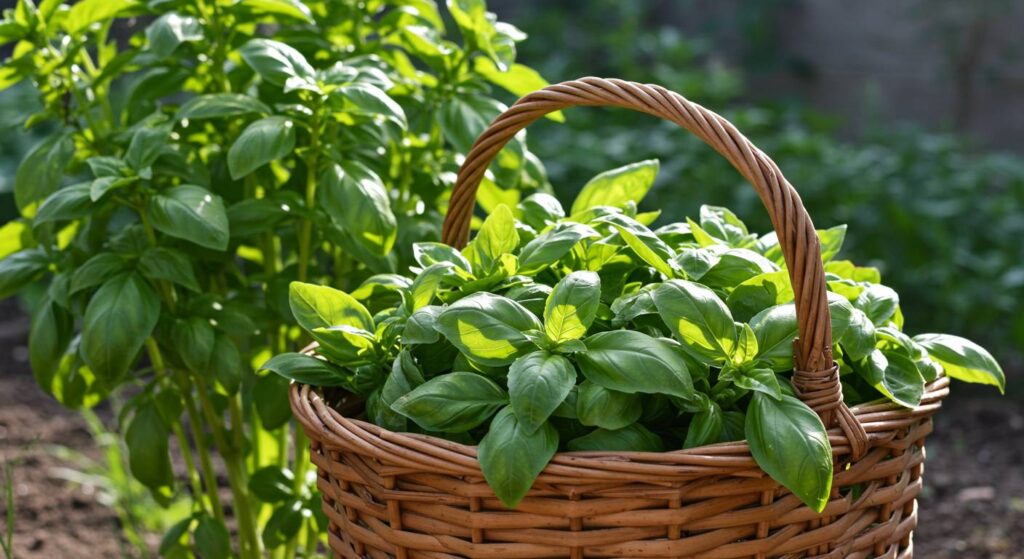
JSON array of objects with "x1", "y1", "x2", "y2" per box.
[{"x1": 441, "y1": 78, "x2": 867, "y2": 457}]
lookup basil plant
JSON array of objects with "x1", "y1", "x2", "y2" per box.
[
  {"x1": 269, "y1": 159, "x2": 1006, "y2": 511},
  {"x1": 0, "y1": 0, "x2": 555, "y2": 555}
]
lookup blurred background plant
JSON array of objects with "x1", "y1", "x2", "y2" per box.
[{"x1": 489, "y1": 0, "x2": 1024, "y2": 368}]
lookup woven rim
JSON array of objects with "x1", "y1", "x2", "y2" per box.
[
  {"x1": 440, "y1": 77, "x2": 869, "y2": 450},
  {"x1": 290, "y1": 377, "x2": 947, "y2": 484}
]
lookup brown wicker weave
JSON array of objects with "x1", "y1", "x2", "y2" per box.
[{"x1": 291, "y1": 78, "x2": 949, "y2": 558}]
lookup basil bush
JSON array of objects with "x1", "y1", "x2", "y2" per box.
[{"x1": 268, "y1": 159, "x2": 1005, "y2": 511}]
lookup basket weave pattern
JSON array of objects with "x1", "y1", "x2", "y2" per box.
[{"x1": 291, "y1": 78, "x2": 949, "y2": 558}]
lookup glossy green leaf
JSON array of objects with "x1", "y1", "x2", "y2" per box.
[
  {"x1": 261, "y1": 352, "x2": 352, "y2": 387},
  {"x1": 248, "y1": 466, "x2": 295, "y2": 503},
  {"x1": 34, "y1": 183, "x2": 93, "y2": 225},
  {"x1": 570, "y1": 159, "x2": 659, "y2": 215},
  {"x1": 176, "y1": 93, "x2": 270, "y2": 120},
  {"x1": 652, "y1": 279, "x2": 737, "y2": 363},
  {"x1": 478, "y1": 406, "x2": 558, "y2": 508},
  {"x1": 0, "y1": 249, "x2": 49, "y2": 297},
  {"x1": 227, "y1": 116, "x2": 296, "y2": 179},
  {"x1": 914, "y1": 333, "x2": 1005, "y2": 392},
  {"x1": 575, "y1": 380, "x2": 641, "y2": 430},
  {"x1": 81, "y1": 274, "x2": 160, "y2": 383},
  {"x1": 239, "y1": 38, "x2": 315, "y2": 87},
  {"x1": 518, "y1": 222, "x2": 597, "y2": 274},
  {"x1": 568, "y1": 423, "x2": 663, "y2": 452},
  {"x1": 146, "y1": 13, "x2": 203, "y2": 57},
  {"x1": 14, "y1": 133, "x2": 74, "y2": 213},
  {"x1": 147, "y1": 185, "x2": 229, "y2": 250},
  {"x1": 335, "y1": 83, "x2": 407, "y2": 128},
  {"x1": 125, "y1": 406, "x2": 173, "y2": 491},
  {"x1": 435, "y1": 293, "x2": 541, "y2": 366},
  {"x1": 683, "y1": 401, "x2": 723, "y2": 449},
  {"x1": 64, "y1": 0, "x2": 133, "y2": 34},
  {"x1": 391, "y1": 372, "x2": 507, "y2": 432},
  {"x1": 319, "y1": 162, "x2": 397, "y2": 256},
  {"x1": 194, "y1": 515, "x2": 230, "y2": 559},
  {"x1": 465, "y1": 205, "x2": 519, "y2": 275},
  {"x1": 855, "y1": 349, "x2": 924, "y2": 407},
  {"x1": 746, "y1": 393, "x2": 833, "y2": 512},
  {"x1": 577, "y1": 330, "x2": 693, "y2": 398},
  {"x1": 138, "y1": 247, "x2": 201, "y2": 292},
  {"x1": 544, "y1": 271, "x2": 600, "y2": 343},
  {"x1": 508, "y1": 351, "x2": 576, "y2": 433},
  {"x1": 854, "y1": 284, "x2": 899, "y2": 326}
]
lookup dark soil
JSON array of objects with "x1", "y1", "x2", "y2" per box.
[{"x1": 1, "y1": 301, "x2": 1021, "y2": 558}]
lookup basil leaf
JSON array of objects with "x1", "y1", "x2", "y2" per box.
[
  {"x1": 391, "y1": 372, "x2": 507, "y2": 433},
  {"x1": 613, "y1": 224, "x2": 675, "y2": 278},
  {"x1": 194, "y1": 515, "x2": 230, "y2": 559},
  {"x1": 412, "y1": 242, "x2": 472, "y2": 273},
  {"x1": 683, "y1": 401, "x2": 723, "y2": 449},
  {"x1": 577, "y1": 330, "x2": 693, "y2": 398},
  {"x1": 176, "y1": 93, "x2": 270, "y2": 120},
  {"x1": 746, "y1": 393, "x2": 833, "y2": 512},
  {"x1": 403, "y1": 305, "x2": 443, "y2": 345},
  {"x1": 575, "y1": 381, "x2": 641, "y2": 430},
  {"x1": 568, "y1": 423, "x2": 663, "y2": 452},
  {"x1": 854, "y1": 284, "x2": 899, "y2": 326},
  {"x1": 544, "y1": 271, "x2": 600, "y2": 343},
  {"x1": 724, "y1": 366, "x2": 782, "y2": 400},
  {"x1": 69, "y1": 253, "x2": 128, "y2": 295},
  {"x1": 817, "y1": 225, "x2": 847, "y2": 263},
  {"x1": 840, "y1": 308, "x2": 876, "y2": 362},
  {"x1": 518, "y1": 193, "x2": 565, "y2": 230},
  {"x1": 435, "y1": 293, "x2": 542, "y2": 366},
  {"x1": 125, "y1": 405, "x2": 173, "y2": 491},
  {"x1": 854, "y1": 349, "x2": 925, "y2": 407},
  {"x1": 508, "y1": 351, "x2": 576, "y2": 434},
  {"x1": 81, "y1": 273, "x2": 160, "y2": 383},
  {"x1": 699, "y1": 205, "x2": 750, "y2": 246},
  {"x1": 261, "y1": 352, "x2": 353, "y2": 387},
  {"x1": 138, "y1": 247, "x2": 201, "y2": 292},
  {"x1": 319, "y1": 162, "x2": 397, "y2": 256},
  {"x1": 914, "y1": 333, "x2": 1005, "y2": 393},
  {"x1": 518, "y1": 222, "x2": 597, "y2": 274},
  {"x1": 569, "y1": 159, "x2": 659, "y2": 215},
  {"x1": 239, "y1": 38, "x2": 316, "y2": 87},
  {"x1": 477, "y1": 406, "x2": 558, "y2": 508},
  {"x1": 334, "y1": 83, "x2": 407, "y2": 128},
  {"x1": 146, "y1": 185, "x2": 230, "y2": 250},
  {"x1": 380, "y1": 350, "x2": 425, "y2": 405},
  {"x1": 172, "y1": 316, "x2": 215, "y2": 373},
  {"x1": 14, "y1": 132, "x2": 74, "y2": 213},
  {"x1": 34, "y1": 183, "x2": 93, "y2": 225},
  {"x1": 288, "y1": 281, "x2": 373, "y2": 332},
  {"x1": 700, "y1": 249, "x2": 778, "y2": 291},
  {"x1": 227, "y1": 116, "x2": 296, "y2": 179},
  {"x1": 464, "y1": 204, "x2": 518, "y2": 275},
  {"x1": 726, "y1": 270, "x2": 793, "y2": 322},
  {"x1": 652, "y1": 279, "x2": 737, "y2": 364},
  {"x1": 0, "y1": 249, "x2": 50, "y2": 297}
]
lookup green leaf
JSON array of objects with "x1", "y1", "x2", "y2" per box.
[
  {"x1": 575, "y1": 381, "x2": 641, "y2": 430},
  {"x1": 854, "y1": 284, "x2": 899, "y2": 326},
  {"x1": 817, "y1": 225, "x2": 847, "y2": 263},
  {"x1": 478, "y1": 406, "x2": 558, "y2": 508},
  {"x1": 210, "y1": 333, "x2": 242, "y2": 395},
  {"x1": 517, "y1": 222, "x2": 597, "y2": 274},
  {"x1": 746, "y1": 393, "x2": 833, "y2": 512},
  {"x1": 403, "y1": 305, "x2": 443, "y2": 345},
  {"x1": 81, "y1": 274, "x2": 160, "y2": 383},
  {"x1": 138, "y1": 247, "x2": 201, "y2": 292},
  {"x1": 435, "y1": 293, "x2": 541, "y2": 366},
  {"x1": 126, "y1": 123, "x2": 172, "y2": 171},
  {"x1": 261, "y1": 352, "x2": 353, "y2": 387},
  {"x1": 577, "y1": 330, "x2": 693, "y2": 398},
  {"x1": 29, "y1": 299, "x2": 73, "y2": 393},
  {"x1": 0, "y1": 249, "x2": 49, "y2": 297},
  {"x1": 261, "y1": 501, "x2": 304, "y2": 549},
  {"x1": 319, "y1": 162, "x2": 397, "y2": 256},
  {"x1": 64, "y1": 0, "x2": 133, "y2": 34},
  {"x1": 684, "y1": 401, "x2": 723, "y2": 449},
  {"x1": 14, "y1": 132, "x2": 74, "y2": 213},
  {"x1": 613, "y1": 224, "x2": 674, "y2": 278},
  {"x1": 239, "y1": 0, "x2": 314, "y2": 22},
  {"x1": 544, "y1": 271, "x2": 600, "y2": 343},
  {"x1": 568, "y1": 423, "x2": 663, "y2": 452},
  {"x1": 248, "y1": 467, "x2": 295, "y2": 503},
  {"x1": 914, "y1": 333, "x2": 1005, "y2": 393},
  {"x1": 194, "y1": 516, "x2": 230, "y2": 559},
  {"x1": 508, "y1": 351, "x2": 576, "y2": 434},
  {"x1": 570, "y1": 160, "x2": 659, "y2": 215},
  {"x1": 289, "y1": 281, "x2": 373, "y2": 331},
  {"x1": 147, "y1": 185, "x2": 229, "y2": 251},
  {"x1": 725, "y1": 366, "x2": 782, "y2": 400},
  {"x1": 172, "y1": 316, "x2": 214, "y2": 373},
  {"x1": 840, "y1": 308, "x2": 876, "y2": 362},
  {"x1": 239, "y1": 38, "x2": 315, "y2": 87},
  {"x1": 177, "y1": 93, "x2": 271, "y2": 120},
  {"x1": 465, "y1": 205, "x2": 518, "y2": 275},
  {"x1": 652, "y1": 279, "x2": 737, "y2": 364},
  {"x1": 750, "y1": 303, "x2": 797, "y2": 369},
  {"x1": 69, "y1": 253, "x2": 128, "y2": 295},
  {"x1": 391, "y1": 372, "x2": 507, "y2": 432},
  {"x1": 146, "y1": 13, "x2": 203, "y2": 58},
  {"x1": 125, "y1": 406, "x2": 173, "y2": 491},
  {"x1": 228, "y1": 116, "x2": 297, "y2": 179},
  {"x1": 698, "y1": 205, "x2": 750, "y2": 246},
  {"x1": 380, "y1": 350, "x2": 425, "y2": 405},
  {"x1": 34, "y1": 183, "x2": 93, "y2": 225},
  {"x1": 438, "y1": 94, "x2": 504, "y2": 155},
  {"x1": 730, "y1": 323, "x2": 759, "y2": 365},
  {"x1": 334, "y1": 83, "x2": 407, "y2": 128},
  {"x1": 726, "y1": 270, "x2": 793, "y2": 322},
  {"x1": 472, "y1": 58, "x2": 563, "y2": 122},
  {"x1": 254, "y1": 373, "x2": 292, "y2": 429},
  {"x1": 854, "y1": 350, "x2": 925, "y2": 407}
]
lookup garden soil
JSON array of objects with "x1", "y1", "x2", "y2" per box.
[{"x1": 1, "y1": 303, "x2": 1021, "y2": 558}]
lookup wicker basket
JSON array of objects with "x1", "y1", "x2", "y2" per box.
[{"x1": 290, "y1": 78, "x2": 950, "y2": 558}]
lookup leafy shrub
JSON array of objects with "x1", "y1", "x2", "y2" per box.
[
  {"x1": 270, "y1": 160, "x2": 1004, "y2": 510},
  {"x1": 0, "y1": 0, "x2": 554, "y2": 554}
]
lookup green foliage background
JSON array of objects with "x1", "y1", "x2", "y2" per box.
[{"x1": 500, "y1": 0, "x2": 1024, "y2": 365}]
